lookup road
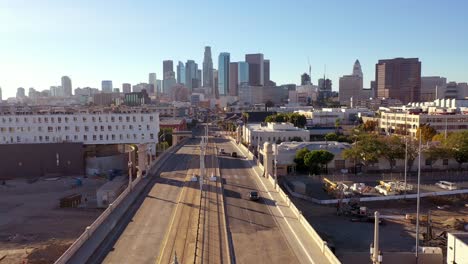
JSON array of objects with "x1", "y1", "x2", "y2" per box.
[
  {"x1": 214, "y1": 136, "x2": 301, "y2": 263},
  {"x1": 92, "y1": 138, "x2": 200, "y2": 264}
]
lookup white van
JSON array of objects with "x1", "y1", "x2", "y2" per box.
[{"x1": 435, "y1": 181, "x2": 458, "y2": 190}]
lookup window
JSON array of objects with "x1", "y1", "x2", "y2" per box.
[
  {"x1": 93, "y1": 135, "x2": 97, "y2": 141},
  {"x1": 138, "y1": 125, "x2": 142, "y2": 131},
  {"x1": 65, "y1": 126, "x2": 69, "y2": 131},
  {"x1": 84, "y1": 135, "x2": 88, "y2": 141},
  {"x1": 99, "y1": 135, "x2": 103, "y2": 140},
  {"x1": 150, "y1": 116, "x2": 154, "y2": 121},
  {"x1": 119, "y1": 116, "x2": 122, "y2": 122},
  {"x1": 38, "y1": 127, "x2": 42, "y2": 132},
  {"x1": 58, "y1": 117, "x2": 61, "y2": 123},
  {"x1": 108, "y1": 125, "x2": 112, "y2": 131},
  {"x1": 94, "y1": 126, "x2": 98, "y2": 132},
  {"x1": 111, "y1": 117, "x2": 115, "y2": 122},
  {"x1": 443, "y1": 159, "x2": 449, "y2": 166},
  {"x1": 100, "y1": 126, "x2": 104, "y2": 131},
  {"x1": 65, "y1": 135, "x2": 69, "y2": 140},
  {"x1": 126, "y1": 116, "x2": 130, "y2": 122},
  {"x1": 74, "y1": 135, "x2": 78, "y2": 140},
  {"x1": 129, "y1": 125, "x2": 133, "y2": 129},
  {"x1": 147, "y1": 125, "x2": 150, "y2": 130},
  {"x1": 92, "y1": 117, "x2": 96, "y2": 122},
  {"x1": 39, "y1": 136, "x2": 43, "y2": 142},
  {"x1": 111, "y1": 134, "x2": 115, "y2": 140},
  {"x1": 133, "y1": 116, "x2": 136, "y2": 122},
  {"x1": 141, "y1": 116, "x2": 144, "y2": 122},
  {"x1": 45, "y1": 136, "x2": 49, "y2": 142},
  {"x1": 75, "y1": 126, "x2": 80, "y2": 132},
  {"x1": 85, "y1": 126, "x2": 89, "y2": 132},
  {"x1": 48, "y1": 127, "x2": 53, "y2": 132},
  {"x1": 150, "y1": 133, "x2": 154, "y2": 139},
  {"x1": 83, "y1": 117, "x2": 87, "y2": 122},
  {"x1": 120, "y1": 134, "x2": 123, "y2": 140}
]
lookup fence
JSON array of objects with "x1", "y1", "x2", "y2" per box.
[{"x1": 54, "y1": 140, "x2": 185, "y2": 264}]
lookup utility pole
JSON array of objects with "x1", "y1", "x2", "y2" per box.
[
  {"x1": 404, "y1": 136, "x2": 408, "y2": 195},
  {"x1": 273, "y1": 143, "x2": 278, "y2": 190},
  {"x1": 415, "y1": 128, "x2": 422, "y2": 259},
  {"x1": 370, "y1": 211, "x2": 382, "y2": 264}
]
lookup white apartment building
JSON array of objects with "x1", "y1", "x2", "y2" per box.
[
  {"x1": 380, "y1": 110, "x2": 468, "y2": 137},
  {"x1": 0, "y1": 106, "x2": 160, "y2": 152},
  {"x1": 242, "y1": 122, "x2": 309, "y2": 149}
]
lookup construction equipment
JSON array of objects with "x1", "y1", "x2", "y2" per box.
[{"x1": 323, "y1": 177, "x2": 337, "y2": 193}]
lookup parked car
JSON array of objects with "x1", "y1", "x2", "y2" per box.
[
  {"x1": 248, "y1": 191, "x2": 259, "y2": 201},
  {"x1": 231, "y1": 152, "x2": 237, "y2": 158},
  {"x1": 435, "y1": 181, "x2": 458, "y2": 190}
]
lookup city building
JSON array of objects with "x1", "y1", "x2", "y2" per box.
[
  {"x1": 16, "y1": 87, "x2": 26, "y2": 98},
  {"x1": 246, "y1": 53, "x2": 264, "y2": 86},
  {"x1": 185, "y1": 60, "x2": 198, "y2": 91},
  {"x1": 196, "y1": 69, "x2": 202, "y2": 88},
  {"x1": 289, "y1": 84, "x2": 317, "y2": 105},
  {"x1": 229, "y1": 62, "x2": 239, "y2": 96},
  {"x1": 242, "y1": 122, "x2": 309, "y2": 149},
  {"x1": 171, "y1": 84, "x2": 189, "y2": 102},
  {"x1": 148, "y1": 73, "x2": 157, "y2": 95},
  {"x1": 163, "y1": 60, "x2": 175, "y2": 95},
  {"x1": 203, "y1": 46, "x2": 213, "y2": 88},
  {"x1": 132, "y1": 83, "x2": 151, "y2": 93},
  {"x1": 159, "y1": 117, "x2": 187, "y2": 132},
  {"x1": 101, "y1": 80, "x2": 113, "y2": 93},
  {"x1": 0, "y1": 105, "x2": 159, "y2": 149},
  {"x1": 122, "y1": 83, "x2": 131, "y2": 93},
  {"x1": 0, "y1": 87, "x2": 2, "y2": 101},
  {"x1": 163, "y1": 60, "x2": 173, "y2": 77},
  {"x1": 218, "y1": 52, "x2": 230, "y2": 96},
  {"x1": 61, "y1": 76, "x2": 72, "y2": 96},
  {"x1": 238, "y1": 62, "x2": 249, "y2": 86},
  {"x1": 93, "y1": 92, "x2": 120, "y2": 106},
  {"x1": 339, "y1": 60, "x2": 364, "y2": 106},
  {"x1": 352, "y1": 59, "x2": 363, "y2": 78},
  {"x1": 124, "y1": 90, "x2": 151, "y2": 106},
  {"x1": 264, "y1": 59, "x2": 270, "y2": 84},
  {"x1": 421, "y1": 76, "x2": 447, "y2": 101},
  {"x1": 376, "y1": 58, "x2": 421, "y2": 104},
  {"x1": 444, "y1": 82, "x2": 468, "y2": 99},
  {"x1": 318, "y1": 78, "x2": 332, "y2": 100},
  {"x1": 301, "y1": 73, "x2": 311, "y2": 85},
  {"x1": 213, "y1": 69, "x2": 219, "y2": 98},
  {"x1": 176, "y1": 62, "x2": 185, "y2": 85}
]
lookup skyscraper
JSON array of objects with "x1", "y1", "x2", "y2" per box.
[
  {"x1": 61, "y1": 76, "x2": 72, "y2": 96},
  {"x1": 376, "y1": 58, "x2": 421, "y2": 104},
  {"x1": 238, "y1": 62, "x2": 249, "y2": 85},
  {"x1": 421, "y1": 76, "x2": 447, "y2": 100},
  {"x1": 196, "y1": 69, "x2": 202, "y2": 88},
  {"x1": 185, "y1": 60, "x2": 198, "y2": 91},
  {"x1": 102, "y1": 80, "x2": 113, "y2": 93},
  {"x1": 16, "y1": 87, "x2": 25, "y2": 98},
  {"x1": 352, "y1": 60, "x2": 363, "y2": 78},
  {"x1": 122, "y1": 83, "x2": 131, "y2": 93},
  {"x1": 0, "y1": 87, "x2": 2, "y2": 101},
  {"x1": 213, "y1": 69, "x2": 219, "y2": 98},
  {"x1": 218, "y1": 53, "x2": 230, "y2": 96},
  {"x1": 301, "y1": 73, "x2": 311, "y2": 85},
  {"x1": 163, "y1": 60, "x2": 173, "y2": 77},
  {"x1": 149, "y1": 73, "x2": 157, "y2": 95},
  {"x1": 203, "y1": 46, "x2": 213, "y2": 88},
  {"x1": 264, "y1": 59, "x2": 270, "y2": 84},
  {"x1": 176, "y1": 61, "x2": 186, "y2": 84},
  {"x1": 229, "y1": 62, "x2": 238, "y2": 96},
  {"x1": 245, "y1": 54, "x2": 264, "y2": 86},
  {"x1": 339, "y1": 60, "x2": 364, "y2": 106},
  {"x1": 163, "y1": 60, "x2": 175, "y2": 95}
]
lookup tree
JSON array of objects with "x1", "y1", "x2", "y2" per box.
[
  {"x1": 158, "y1": 128, "x2": 173, "y2": 146},
  {"x1": 337, "y1": 135, "x2": 352, "y2": 143},
  {"x1": 265, "y1": 100, "x2": 274, "y2": 109},
  {"x1": 294, "y1": 148, "x2": 310, "y2": 172},
  {"x1": 343, "y1": 134, "x2": 383, "y2": 168},
  {"x1": 288, "y1": 113, "x2": 307, "y2": 128},
  {"x1": 242, "y1": 112, "x2": 249, "y2": 124},
  {"x1": 416, "y1": 124, "x2": 437, "y2": 144},
  {"x1": 334, "y1": 118, "x2": 341, "y2": 133},
  {"x1": 304, "y1": 150, "x2": 335, "y2": 174},
  {"x1": 380, "y1": 136, "x2": 405, "y2": 172},
  {"x1": 405, "y1": 139, "x2": 419, "y2": 172},
  {"x1": 325, "y1": 132, "x2": 338, "y2": 141},
  {"x1": 423, "y1": 145, "x2": 450, "y2": 170},
  {"x1": 444, "y1": 131, "x2": 468, "y2": 169},
  {"x1": 362, "y1": 120, "x2": 378, "y2": 132}
]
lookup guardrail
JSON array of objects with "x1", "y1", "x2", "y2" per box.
[
  {"x1": 232, "y1": 139, "x2": 341, "y2": 264},
  {"x1": 55, "y1": 140, "x2": 185, "y2": 264}
]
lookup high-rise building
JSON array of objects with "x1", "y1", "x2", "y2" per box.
[
  {"x1": 339, "y1": 60, "x2": 364, "y2": 106},
  {"x1": 149, "y1": 73, "x2": 157, "y2": 95},
  {"x1": 203, "y1": 46, "x2": 213, "y2": 88},
  {"x1": 444, "y1": 82, "x2": 468, "y2": 100},
  {"x1": 238, "y1": 62, "x2": 249, "y2": 85},
  {"x1": 61, "y1": 76, "x2": 72, "y2": 96},
  {"x1": 318, "y1": 78, "x2": 332, "y2": 100},
  {"x1": 163, "y1": 60, "x2": 173, "y2": 77},
  {"x1": 218, "y1": 53, "x2": 230, "y2": 96},
  {"x1": 421, "y1": 76, "x2": 447, "y2": 100},
  {"x1": 301, "y1": 73, "x2": 311, "y2": 85},
  {"x1": 264, "y1": 59, "x2": 270, "y2": 84},
  {"x1": 0, "y1": 87, "x2": 2, "y2": 101},
  {"x1": 213, "y1": 69, "x2": 219, "y2": 98},
  {"x1": 156, "y1": 80, "x2": 162, "y2": 95},
  {"x1": 177, "y1": 61, "x2": 186, "y2": 84},
  {"x1": 229, "y1": 62, "x2": 238, "y2": 96},
  {"x1": 246, "y1": 53, "x2": 264, "y2": 86},
  {"x1": 122, "y1": 83, "x2": 131, "y2": 93},
  {"x1": 196, "y1": 69, "x2": 202, "y2": 88},
  {"x1": 185, "y1": 60, "x2": 198, "y2": 91},
  {"x1": 16, "y1": 87, "x2": 26, "y2": 98},
  {"x1": 376, "y1": 58, "x2": 421, "y2": 104},
  {"x1": 102, "y1": 80, "x2": 113, "y2": 93}
]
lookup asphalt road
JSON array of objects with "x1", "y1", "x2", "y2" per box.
[
  {"x1": 96, "y1": 139, "x2": 200, "y2": 264},
  {"x1": 214, "y1": 137, "x2": 300, "y2": 263}
]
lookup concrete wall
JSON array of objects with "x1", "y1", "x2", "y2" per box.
[
  {"x1": 0, "y1": 143, "x2": 84, "y2": 179},
  {"x1": 85, "y1": 153, "x2": 128, "y2": 176}
]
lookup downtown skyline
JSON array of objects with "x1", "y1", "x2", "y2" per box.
[{"x1": 1, "y1": 0, "x2": 468, "y2": 97}]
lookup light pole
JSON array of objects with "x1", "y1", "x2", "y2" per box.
[
  {"x1": 404, "y1": 136, "x2": 408, "y2": 195},
  {"x1": 415, "y1": 128, "x2": 422, "y2": 259},
  {"x1": 128, "y1": 160, "x2": 133, "y2": 190},
  {"x1": 273, "y1": 143, "x2": 278, "y2": 190},
  {"x1": 370, "y1": 211, "x2": 382, "y2": 264}
]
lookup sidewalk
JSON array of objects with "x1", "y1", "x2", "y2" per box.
[{"x1": 230, "y1": 139, "x2": 339, "y2": 264}]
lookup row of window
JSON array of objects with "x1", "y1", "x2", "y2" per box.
[
  {"x1": 0, "y1": 124, "x2": 154, "y2": 133},
  {"x1": 250, "y1": 136, "x2": 306, "y2": 142},
  {"x1": 1, "y1": 115, "x2": 156, "y2": 124},
  {"x1": 1, "y1": 133, "x2": 155, "y2": 144}
]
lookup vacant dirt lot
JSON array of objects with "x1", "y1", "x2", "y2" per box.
[{"x1": 0, "y1": 177, "x2": 106, "y2": 264}]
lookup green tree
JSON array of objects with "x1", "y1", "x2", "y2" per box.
[
  {"x1": 423, "y1": 145, "x2": 450, "y2": 170},
  {"x1": 343, "y1": 135, "x2": 384, "y2": 168},
  {"x1": 158, "y1": 128, "x2": 173, "y2": 146},
  {"x1": 288, "y1": 113, "x2": 307, "y2": 128},
  {"x1": 304, "y1": 150, "x2": 335, "y2": 174},
  {"x1": 444, "y1": 131, "x2": 468, "y2": 169},
  {"x1": 380, "y1": 136, "x2": 405, "y2": 172},
  {"x1": 416, "y1": 124, "x2": 437, "y2": 144},
  {"x1": 334, "y1": 118, "x2": 341, "y2": 133},
  {"x1": 324, "y1": 132, "x2": 338, "y2": 141},
  {"x1": 362, "y1": 120, "x2": 378, "y2": 132},
  {"x1": 294, "y1": 148, "x2": 310, "y2": 172},
  {"x1": 265, "y1": 100, "x2": 275, "y2": 108},
  {"x1": 291, "y1": 136, "x2": 304, "y2": 142},
  {"x1": 242, "y1": 112, "x2": 249, "y2": 123}
]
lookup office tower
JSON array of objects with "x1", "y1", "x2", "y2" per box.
[
  {"x1": 376, "y1": 58, "x2": 421, "y2": 104},
  {"x1": 101, "y1": 80, "x2": 113, "y2": 93},
  {"x1": 185, "y1": 60, "x2": 198, "y2": 91},
  {"x1": 163, "y1": 60, "x2": 173, "y2": 77},
  {"x1": 16, "y1": 87, "x2": 25, "y2": 98},
  {"x1": 28, "y1": 87, "x2": 36, "y2": 98},
  {"x1": 122, "y1": 83, "x2": 131, "y2": 93},
  {"x1": 113, "y1": 88, "x2": 120, "y2": 93},
  {"x1": 339, "y1": 60, "x2": 364, "y2": 106},
  {"x1": 245, "y1": 54, "x2": 264, "y2": 86},
  {"x1": 318, "y1": 78, "x2": 332, "y2": 100},
  {"x1": 421, "y1": 76, "x2": 447, "y2": 100},
  {"x1": 148, "y1": 73, "x2": 157, "y2": 95},
  {"x1": 218, "y1": 52, "x2": 230, "y2": 96},
  {"x1": 352, "y1": 59, "x2": 363, "y2": 78},
  {"x1": 203, "y1": 46, "x2": 213, "y2": 88},
  {"x1": 0, "y1": 87, "x2": 2, "y2": 101},
  {"x1": 444, "y1": 82, "x2": 468, "y2": 99},
  {"x1": 238, "y1": 62, "x2": 249, "y2": 85},
  {"x1": 156, "y1": 80, "x2": 162, "y2": 94},
  {"x1": 197, "y1": 69, "x2": 202, "y2": 85},
  {"x1": 301, "y1": 73, "x2": 311, "y2": 85},
  {"x1": 176, "y1": 62, "x2": 185, "y2": 84},
  {"x1": 213, "y1": 69, "x2": 219, "y2": 98},
  {"x1": 163, "y1": 78, "x2": 176, "y2": 95},
  {"x1": 61, "y1": 76, "x2": 72, "y2": 96},
  {"x1": 264, "y1": 59, "x2": 270, "y2": 84},
  {"x1": 229, "y1": 62, "x2": 238, "y2": 96}
]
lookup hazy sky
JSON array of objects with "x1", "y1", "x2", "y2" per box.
[{"x1": 1, "y1": 0, "x2": 467, "y2": 98}]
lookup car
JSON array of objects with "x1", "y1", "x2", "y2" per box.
[
  {"x1": 231, "y1": 152, "x2": 237, "y2": 157},
  {"x1": 248, "y1": 191, "x2": 259, "y2": 201},
  {"x1": 219, "y1": 148, "x2": 225, "y2": 154}
]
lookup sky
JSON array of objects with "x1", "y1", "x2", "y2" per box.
[{"x1": 1, "y1": 0, "x2": 467, "y2": 98}]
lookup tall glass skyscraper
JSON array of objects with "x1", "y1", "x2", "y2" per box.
[
  {"x1": 238, "y1": 62, "x2": 249, "y2": 85},
  {"x1": 218, "y1": 52, "x2": 230, "y2": 96},
  {"x1": 177, "y1": 61, "x2": 186, "y2": 84},
  {"x1": 185, "y1": 60, "x2": 198, "y2": 91},
  {"x1": 203, "y1": 46, "x2": 213, "y2": 88}
]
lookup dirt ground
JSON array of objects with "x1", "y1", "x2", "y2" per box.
[
  {"x1": 292, "y1": 194, "x2": 468, "y2": 262},
  {"x1": 0, "y1": 177, "x2": 106, "y2": 264}
]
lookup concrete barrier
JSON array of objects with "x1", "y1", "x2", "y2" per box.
[{"x1": 55, "y1": 140, "x2": 186, "y2": 264}]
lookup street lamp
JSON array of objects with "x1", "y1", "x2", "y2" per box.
[
  {"x1": 273, "y1": 143, "x2": 278, "y2": 190},
  {"x1": 128, "y1": 160, "x2": 133, "y2": 190}
]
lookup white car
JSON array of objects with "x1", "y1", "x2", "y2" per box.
[{"x1": 435, "y1": 181, "x2": 458, "y2": 190}]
